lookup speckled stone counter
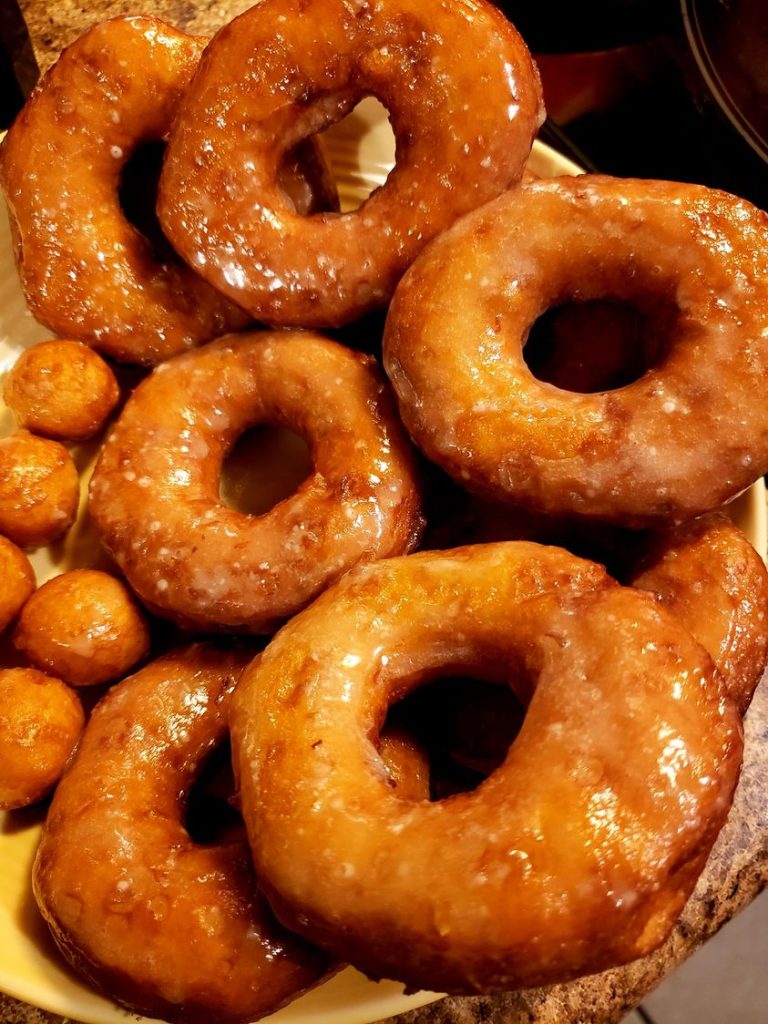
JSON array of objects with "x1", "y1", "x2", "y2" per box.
[{"x1": 3, "y1": 3, "x2": 768, "y2": 1023}]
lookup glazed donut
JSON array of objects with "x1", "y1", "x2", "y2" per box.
[
  {"x1": 0, "y1": 431, "x2": 80, "y2": 548},
  {"x1": 4, "y1": 340, "x2": 120, "y2": 441},
  {"x1": 157, "y1": 0, "x2": 544, "y2": 328},
  {"x1": 0, "y1": 535, "x2": 35, "y2": 633},
  {"x1": 14, "y1": 569, "x2": 151, "y2": 687},
  {"x1": 89, "y1": 331, "x2": 423, "y2": 632},
  {"x1": 0, "y1": 668, "x2": 84, "y2": 810},
  {"x1": 630, "y1": 513, "x2": 768, "y2": 715},
  {"x1": 231, "y1": 542, "x2": 741, "y2": 992},
  {"x1": 384, "y1": 176, "x2": 768, "y2": 527},
  {"x1": 33, "y1": 645, "x2": 330, "y2": 1024},
  {"x1": 0, "y1": 17, "x2": 336, "y2": 365}
]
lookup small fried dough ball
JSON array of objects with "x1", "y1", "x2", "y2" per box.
[
  {"x1": 4, "y1": 340, "x2": 120, "y2": 441},
  {"x1": 0, "y1": 431, "x2": 80, "y2": 548},
  {"x1": 0, "y1": 668, "x2": 84, "y2": 810},
  {"x1": 0, "y1": 535, "x2": 35, "y2": 633},
  {"x1": 14, "y1": 569, "x2": 151, "y2": 687}
]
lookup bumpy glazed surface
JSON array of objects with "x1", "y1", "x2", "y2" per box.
[
  {"x1": 0, "y1": 535, "x2": 35, "y2": 633},
  {"x1": 0, "y1": 17, "x2": 251, "y2": 364},
  {"x1": 3, "y1": 340, "x2": 120, "y2": 441},
  {"x1": 0, "y1": 431, "x2": 80, "y2": 548},
  {"x1": 631, "y1": 513, "x2": 768, "y2": 715},
  {"x1": 231, "y1": 542, "x2": 742, "y2": 993},
  {"x1": 33, "y1": 645, "x2": 331, "y2": 1024},
  {"x1": 384, "y1": 176, "x2": 768, "y2": 526},
  {"x1": 0, "y1": 668, "x2": 84, "y2": 810},
  {"x1": 14, "y1": 569, "x2": 151, "y2": 687},
  {"x1": 158, "y1": 0, "x2": 544, "y2": 327},
  {"x1": 89, "y1": 331, "x2": 423, "y2": 632}
]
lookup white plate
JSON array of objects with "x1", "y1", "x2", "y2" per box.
[{"x1": 0, "y1": 97, "x2": 765, "y2": 1024}]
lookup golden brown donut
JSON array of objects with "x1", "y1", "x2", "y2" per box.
[
  {"x1": 33, "y1": 644, "x2": 330, "y2": 1024},
  {"x1": 0, "y1": 534, "x2": 35, "y2": 633},
  {"x1": 0, "y1": 667, "x2": 84, "y2": 810},
  {"x1": 0, "y1": 17, "x2": 336, "y2": 364},
  {"x1": 158, "y1": 0, "x2": 544, "y2": 328},
  {"x1": 631, "y1": 512, "x2": 768, "y2": 715},
  {"x1": 231, "y1": 542, "x2": 742, "y2": 993},
  {"x1": 0, "y1": 431, "x2": 80, "y2": 548},
  {"x1": 4, "y1": 340, "x2": 120, "y2": 441},
  {"x1": 384, "y1": 175, "x2": 768, "y2": 527},
  {"x1": 89, "y1": 331, "x2": 423, "y2": 632},
  {"x1": 14, "y1": 569, "x2": 151, "y2": 687}
]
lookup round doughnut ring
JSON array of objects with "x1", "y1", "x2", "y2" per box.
[
  {"x1": 230, "y1": 542, "x2": 742, "y2": 993},
  {"x1": 157, "y1": 0, "x2": 544, "y2": 328},
  {"x1": 89, "y1": 331, "x2": 423, "y2": 632},
  {"x1": 0, "y1": 17, "x2": 336, "y2": 364},
  {"x1": 384, "y1": 176, "x2": 768, "y2": 526},
  {"x1": 631, "y1": 512, "x2": 768, "y2": 715},
  {"x1": 33, "y1": 644, "x2": 331, "y2": 1024}
]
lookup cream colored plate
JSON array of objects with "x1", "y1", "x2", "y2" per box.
[{"x1": 0, "y1": 97, "x2": 765, "y2": 1024}]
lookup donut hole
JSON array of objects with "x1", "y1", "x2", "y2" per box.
[
  {"x1": 523, "y1": 298, "x2": 675, "y2": 393},
  {"x1": 220, "y1": 425, "x2": 313, "y2": 516},
  {"x1": 119, "y1": 140, "x2": 179, "y2": 264},
  {"x1": 186, "y1": 739, "x2": 245, "y2": 845},
  {"x1": 383, "y1": 675, "x2": 527, "y2": 801},
  {"x1": 311, "y1": 97, "x2": 396, "y2": 213}
]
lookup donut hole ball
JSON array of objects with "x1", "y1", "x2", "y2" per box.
[
  {"x1": 4, "y1": 340, "x2": 120, "y2": 441},
  {"x1": 0, "y1": 431, "x2": 80, "y2": 548},
  {"x1": 383, "y1": 674, "x2": 527, "y2": 802},
  {"x1": 0, "y1": 535, "x2": 35, "y2": 633},
  {"x1": 14, "y1": 569, "x2": 151, "y2": 687},
  {"x1": 522, "y1": 296, "x2": 677, "y2": 394},
  {"x1": 220, "y1": 424, "x2": 312, "y2": 516},
  {"x1": 0, "y1": 668, "x2": 85, "y2": 810}
]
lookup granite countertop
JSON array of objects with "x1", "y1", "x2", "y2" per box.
[{"x1": 2, "y1": 3, "x2": 767, "y2": 1023}]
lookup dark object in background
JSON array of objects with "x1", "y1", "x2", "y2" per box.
[
  {"x1": 0, "y1": 0, "x2": 38, "y2": 129},
  {"x1": 501, "y1": 0, "x2": 768, "y2": 209}
]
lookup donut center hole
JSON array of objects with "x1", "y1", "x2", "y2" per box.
[
  {"x1": 220, "y1": 425, "x2": 312, "y2": 516},
  {"x1": 383, "y1": 675, "x2": 526, "y2": 801},
  {"x1": 119, "y1": 140, "x2": 180, "y2": 264},
  {"x1": 313, "y1": 97, "x2": 396, "y2": 212},
  {"x1": 523, "y1": 298, "x2": 673, "y2": 393},
  {"x1": 186, "y1": 740, "x2": 245, "y2": 845}
]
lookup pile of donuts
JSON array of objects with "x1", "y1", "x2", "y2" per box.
[{"x1": 2, "y1": 0, "x2": 768, "y2": 1020}]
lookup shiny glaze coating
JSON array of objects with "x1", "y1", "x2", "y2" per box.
[
  {"x1": 0, "y1": 431, "x2": 79, "y2": 548},
  {"x1": 631, "y1": 513, "x2": 768, "y2": 715},
  {"x1": 0, "y1": 668, "x2": 84, "y2": 810},
  {"x1": 0, "y1": 535, "x2": 35, "y2": 633},
  {"x1": 0, "y1": 17, "x2": 249, "y2": 365},
  {"x1": 231, "y1": 542, "x2": 742, "y2": 993},
  {"x1": 89, "y1": 331, "x2": 423, "y2": 632},
  {"x1": 4, "y1": 340, "x2": 120, "y2": 441},
  {"x1": 14, "y1": 569, "x2": 151, "y2": 687},
  {"x1": 384, "y1": 176, "x2": 768, "y2": 527},
  {"x1": 158, "y1": 0, "x2": 544, "y2": 328},
  {"x1": 33, "y1": 645, "x2": 331, "y2": 1024}
]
